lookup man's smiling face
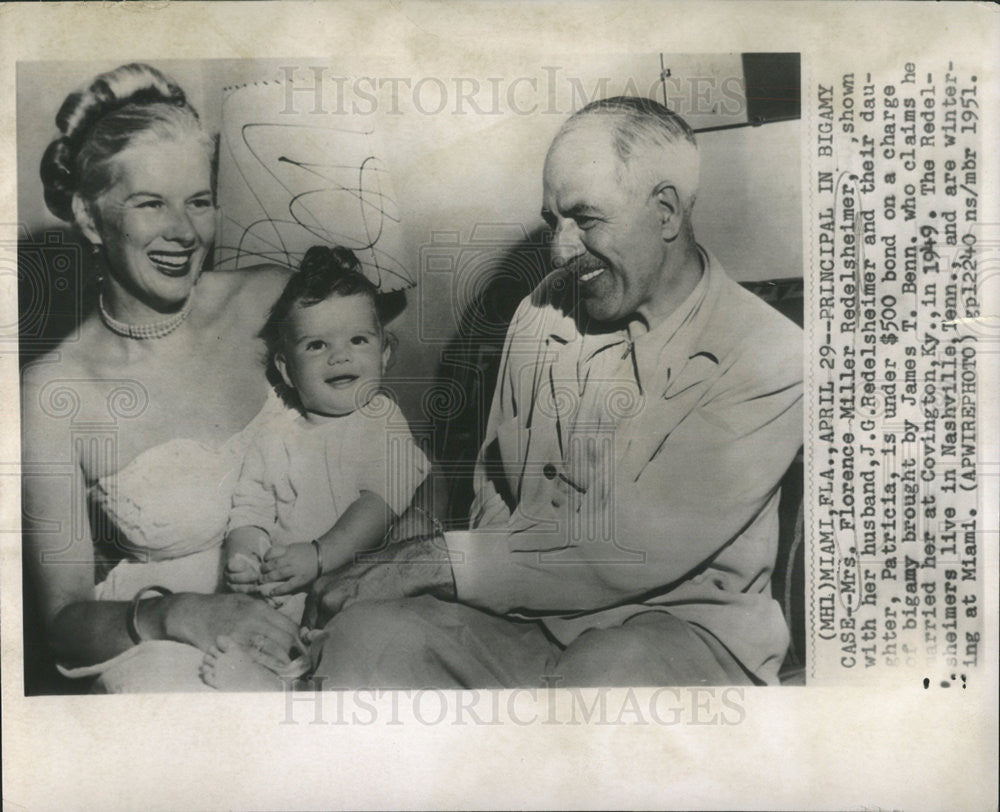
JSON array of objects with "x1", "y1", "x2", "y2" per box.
[{"x1": 542, "y1": 120, "x2": 671, "y2": 326}]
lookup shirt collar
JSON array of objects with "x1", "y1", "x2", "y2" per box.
[{"x1": 548, "y1": 246, "x2": 726, "y2": 392}]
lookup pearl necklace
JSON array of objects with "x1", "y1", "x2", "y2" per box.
[{"x1": 99, "y1": 293, "x2": 194, "y2": 340}]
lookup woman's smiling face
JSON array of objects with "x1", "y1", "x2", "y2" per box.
[{"x1": 80, "y1": 135, "x2": 216, "y2": 312}]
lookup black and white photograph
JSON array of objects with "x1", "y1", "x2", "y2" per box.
[
  {"x1": 16, "y1": 53, "x2": 804, "y2": 696},
  {"x1": 1, "y1": 3, "x2": 996, "y2": 810}
]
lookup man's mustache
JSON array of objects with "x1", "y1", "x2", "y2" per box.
[{"x1": 562, "y1": 255, "x2": 605, "y2": 276}]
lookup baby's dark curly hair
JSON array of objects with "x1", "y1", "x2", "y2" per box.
[{"x1": 261, "y1": 245, "x2": 387, "y2": 406}]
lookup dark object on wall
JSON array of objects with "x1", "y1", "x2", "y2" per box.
[
  {"x1": 742, "y1": 52, "x2": 801, "y2": 126},
  {"x1": 690, "y1": 52, "x2": 801, "y2": 134}
]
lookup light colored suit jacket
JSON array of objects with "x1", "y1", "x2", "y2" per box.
[{"x1": 446, "y1": 250, "x2": 803, "y2": 684}]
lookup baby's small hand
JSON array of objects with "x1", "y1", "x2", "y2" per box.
[
  {"x1": 260, "y1": 542, "x2": 320, "y2": 596},
  {"x1": 225, "y1": 552, "x2": 263, "y2": 594}
]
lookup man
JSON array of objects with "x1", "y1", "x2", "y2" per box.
[{"x1": 306, "y1": 96, "x2": 803, "y2": 687}]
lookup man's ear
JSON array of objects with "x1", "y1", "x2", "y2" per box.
[
  {"x1": 275, "y1": 352, "x2": 295, "y2": 390},
  {"x1": 653, "y1": 182, "x2": 683, "y2": 241},
  {"x1": 71, "y1": 194, "x2": 102, "y2": 246}
]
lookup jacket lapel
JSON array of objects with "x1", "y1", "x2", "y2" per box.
[
  {"x1": 615, "y1": 351, "x2": 719, "y2": 482},
  {"x1": 614, "y1": 250, "x2": 728, "y2": 483}
]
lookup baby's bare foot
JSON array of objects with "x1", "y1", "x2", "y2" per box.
[{"x1": 200, "y1": 636, "x2": 288, "y2": 692}]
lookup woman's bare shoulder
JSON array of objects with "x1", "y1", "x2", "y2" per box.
[
  {"x1": 199, "y1": 264, "x2": 293, "y2": 320},
  {"x1": 204, "y1": 264, "x2": 293, "y2": 299},
  {"x1": 20, "y1": 337, "x2": 100, "y2": 454},
  {"x1": 21, "y1": 320, "x2": 104, "y2": 393}
]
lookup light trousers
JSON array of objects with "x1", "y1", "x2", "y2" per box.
[{"x1": 309, "y1": 595, "x2": 753, "y2": 689}]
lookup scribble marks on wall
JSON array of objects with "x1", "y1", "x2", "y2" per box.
[{"x1": 215, "y1": 79, "x2": 414, "y2": 291}]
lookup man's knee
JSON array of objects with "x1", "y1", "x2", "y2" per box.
[
  {"x1": 552, "y1": 625, "x2": 654, "y2": 686},
  {"x1": 314, "y1": 596, "x2": 483, "y2": 688},
  {"x1": 553, "y1": 614, "x2": 747, "y2": 687},
  {"x1": 320, "y1": 598, "x2": 425, "y2": 650}
]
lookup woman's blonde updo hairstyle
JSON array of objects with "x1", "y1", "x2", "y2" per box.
[{"x1": 40, "y1": 63, "x2": 214, "y2": 223}]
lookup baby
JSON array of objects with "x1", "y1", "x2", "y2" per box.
[{"x1": 200, "y1": 245, "x2": 429, "y2": 690}]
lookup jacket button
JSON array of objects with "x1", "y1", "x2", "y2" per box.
[{"x1": 543, "y1": 463, "x2": 557, "y2": 480}]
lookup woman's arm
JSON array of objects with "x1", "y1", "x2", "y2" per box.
[
  {"x1": 21, "y1": 366, "x2": 142, "y2": 666},
  {"x1": 21, "y1": 366, "x2": 300, "y2": 668}
]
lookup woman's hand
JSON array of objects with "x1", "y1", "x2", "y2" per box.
[
  {"x1": 164, "y1": 592, "x2": 300, "y2": 665},
  {"x1": 260, "y1": 542, "x2": 320, "y2": 596}
]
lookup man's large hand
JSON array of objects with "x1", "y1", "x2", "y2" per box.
[
  {"x1": 304, "y1": 556, "x2": 380, "y2": 628},
  {"x1": 303, "y1": 536, "x2": 456, "y2": 630}
]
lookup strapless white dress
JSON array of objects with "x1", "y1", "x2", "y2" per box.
[{"x1": 59, "y1": 391, "x2": 296, "y2": 692}]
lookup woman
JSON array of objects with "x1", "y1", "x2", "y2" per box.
[{"x1": 22, "y1": 63, "x2": 301, "y2": 691}]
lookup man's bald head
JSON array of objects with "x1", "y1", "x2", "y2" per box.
[{"x1": 551, "y1": 96, "x2": 700, "y2": 215}]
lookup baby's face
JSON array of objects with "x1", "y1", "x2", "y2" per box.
[{"x1": 276, "y1": 294, "x2": 389, "y2": 418}]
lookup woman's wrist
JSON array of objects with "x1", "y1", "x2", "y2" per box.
[
  {"x1": 154, "y1": 591, "x2": 195, "y2": 644},
  {"x1": 131, "y1": 590, "x2": 174, "y2": 643}
]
